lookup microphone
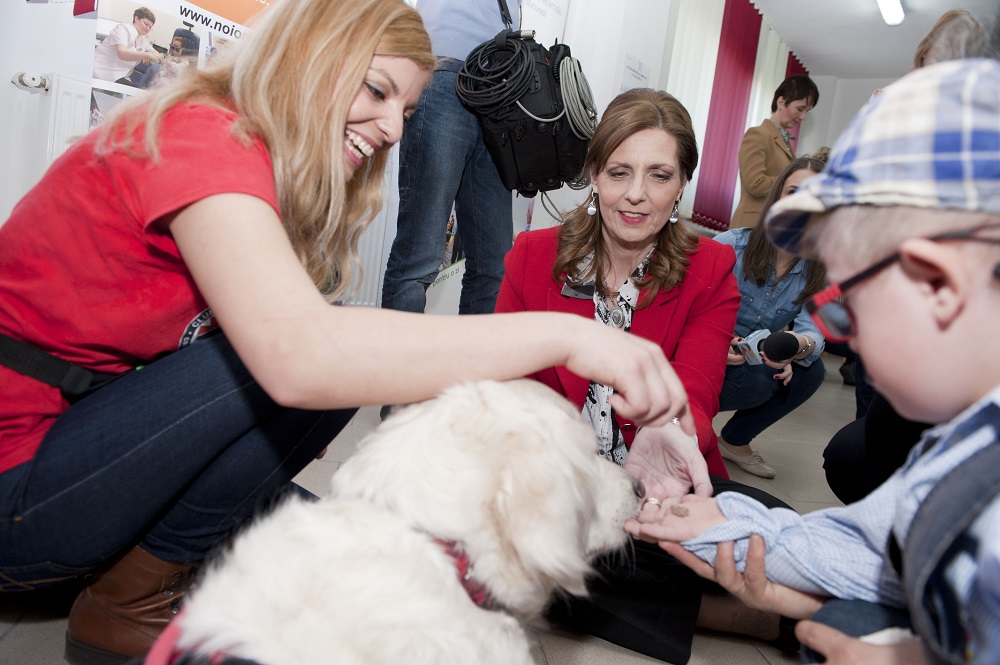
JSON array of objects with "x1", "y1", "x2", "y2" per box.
[
  {"x1": 734, "y1": 330, "x2": 799, "y2": 365},
  {"x1": 761, "y1": 331, "x2": 800, "y2": 363}
]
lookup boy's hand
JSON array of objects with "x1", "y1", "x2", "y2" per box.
[
  {"x1": 663, "y1": 535, "x2": 825, "y2": 619},
  {"x1": 796, "y1": 622, "x2": 926, "y2": 664},
  {"x1": 625, "y1": 494, "x2": 726, "y2": 542}
]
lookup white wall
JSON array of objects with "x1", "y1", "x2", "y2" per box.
[
  {"x1": 0, "y1": 2, "x2": 95, "y2": 222},
  {"x1": 797, "y1": 74, "x2": 837, "y2": 156},
  {"x1": 826, "y1": 77, "x2": 894, "y2": 146},
  {"x1": 798, "y1": 74, "x2": 896, "y2": 157}
]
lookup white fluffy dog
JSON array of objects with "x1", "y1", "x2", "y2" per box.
[{"x1": 172, "y1": 380, "x2": 641, "y2": 665}]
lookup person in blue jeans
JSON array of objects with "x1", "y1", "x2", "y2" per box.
[
  {"x1": 712, "y1": 156, "x2": 828, "y2": 478},
  {"x1": 380, "y1": 0, "x2": 517, "y2": 315}
]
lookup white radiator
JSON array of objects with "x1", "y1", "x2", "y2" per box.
[
  {"x1": 346, "y1": 202, "x2": 392, "y2": 307},
  {"x1": 37, "y1": 74, "x2": 92, "y2": 168},
  {"x1": 344, "y1": 152, "x2": 399, "y2": 308}
]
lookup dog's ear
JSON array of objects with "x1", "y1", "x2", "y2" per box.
[{"x1": 483, "y1": 437, "x2": 598, "y2": 610}]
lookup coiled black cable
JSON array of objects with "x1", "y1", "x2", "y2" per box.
[{"x1": 456, "y1": 30, "x2": 537, "y2": 116}]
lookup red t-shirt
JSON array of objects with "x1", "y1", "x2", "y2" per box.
[{"x1": 0, "y1": 103, "x2": 278, "y2": 473}]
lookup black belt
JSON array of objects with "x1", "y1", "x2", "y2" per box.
[{"x1": 0, "y1": 332, "x2": 120, "y2": 403}]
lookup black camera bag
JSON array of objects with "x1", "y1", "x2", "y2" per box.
[{"x1": 456, "y1": 3, "x2": 591, "y2": 198}]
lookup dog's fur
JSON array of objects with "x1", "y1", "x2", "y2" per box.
[{"x1": 175, "y1": 380, "x2": 641, "y2": 665}]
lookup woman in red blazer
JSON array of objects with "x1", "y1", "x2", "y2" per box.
[
  {"x1": 496, "y1": 218, "x2": 736, "y2": 480},
  {"x1": 495, "y1": 89, "x2": 796, "y2": 664},
  {"x1": 495, "y1": 89, "x2": 738, "y2": 484}
]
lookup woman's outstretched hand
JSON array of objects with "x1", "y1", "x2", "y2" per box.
[
  {"x1": 625, "y1": 424, "x2": 712, "y2": 502},
  {"x1": 565, "y1": 319, "x2": 694, "y2": 432}
]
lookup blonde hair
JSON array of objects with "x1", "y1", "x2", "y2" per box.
[
  {"x1": 554, "y1": 88, "x2": 700, "y2": 307},
  {"x1": 98, "y1": 0, "x2": 434, "y2": 301}
]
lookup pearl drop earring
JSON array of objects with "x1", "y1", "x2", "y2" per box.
[
  {"x1": 586, "y1": 192, "x2": 598, "y2": 216},
  {"x1": 668, "y1": 202, "x2": 680, "y2": 224}
]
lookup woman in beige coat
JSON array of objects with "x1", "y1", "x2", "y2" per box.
[{"x1": 730, "y1": 75, "x2": 818, "y2": 229}]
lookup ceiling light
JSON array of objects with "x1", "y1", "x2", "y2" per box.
[{"x1": 877, "y1": 0, "x2": 905, "y2": 26}]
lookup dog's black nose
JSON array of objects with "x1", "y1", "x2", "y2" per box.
[{"x1": 633, "y1": 479, "x2": 645, "y2": 499}]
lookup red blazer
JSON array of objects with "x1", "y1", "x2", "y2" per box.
[{"x1": 495, "y1": 226, "x2": 739, "y2": 478}]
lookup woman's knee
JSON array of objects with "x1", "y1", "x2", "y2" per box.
[
  {"x1": 720, "y1": 365, "x2": 781, "y2": 410},
  {"x1": 792, "y1": 357, "x2": 827, "y2": 395}
]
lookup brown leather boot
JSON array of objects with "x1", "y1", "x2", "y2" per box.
[{"x1": 65, "y1": 546, "x2": 194, "y2": 665}]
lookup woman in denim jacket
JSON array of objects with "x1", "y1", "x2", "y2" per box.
[{"x1": 712, "y1": 156, "x2": 828, "y2": 478}]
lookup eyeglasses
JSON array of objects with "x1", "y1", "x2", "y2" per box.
[
  {"x1": 806, "y1": 222, "x2": 1000, "y2": 342},
  {"x1": 169, "y1": 44, "x2": 182, "y2": 53}
]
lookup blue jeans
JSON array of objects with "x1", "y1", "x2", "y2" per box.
[
  {"x1": 381, "y1": 67, "x2": 513, "y2": 315},
  {"x1": 718, "y1": 358, "x2": 826, "y2": 446},
  {"x1": 801, "y1": 599, "x2": 912, "y2": 663},
  {"x1": 0, "y1": 333, "x2": 354, "y2": 589}
]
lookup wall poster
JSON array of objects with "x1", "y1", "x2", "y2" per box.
[{"x1": 88, "y1": 0, "x2": 272, "y2": 128}]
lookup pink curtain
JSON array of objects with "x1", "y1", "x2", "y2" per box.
[
  {"x1": 786, "y1": 53, "x2": 808, "y2": 78},
  {"x1": 74, "y1": 0, "x2": 97, "y2": 15},
  {"x1": 690, "y1": 0, "x2": 763, "y2": 231}
]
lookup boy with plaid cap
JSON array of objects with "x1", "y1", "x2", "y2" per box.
[{"x1": 627, "y1": 57, "x2": 1000, "y2": 664}]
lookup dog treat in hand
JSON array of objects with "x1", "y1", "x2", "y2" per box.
[{"x1": 670, "y1": 504, "x2": 689, "y2": 517}]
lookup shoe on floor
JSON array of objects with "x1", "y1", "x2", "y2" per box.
[
  {"x1": 719, "y1": 442, "x2": 776, "y2": 479},
  {"x1": 65, "y1": 546, "x2": 193, "y2": 665},
  {"x1": 839, "y1": 361, "x2": 856, "y2": 386}
]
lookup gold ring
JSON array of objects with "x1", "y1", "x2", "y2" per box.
[{"x1": 643, "y1": 497, "x2": 662, "y2": 508}]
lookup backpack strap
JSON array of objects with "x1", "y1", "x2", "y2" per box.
[
  {"x1": 496, "y1": 0, "x2": 513, "y2": 29},
  {"x1": 899, "y1": 406, "x2": 1000, "y2": 664},
  {"x1": 0, "y1": 332, "x2": 119, "y2": 402}
]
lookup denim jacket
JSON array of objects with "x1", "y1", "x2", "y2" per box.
[{"x1": 714, "y1": 227, "x2": 824, "y2": 367}]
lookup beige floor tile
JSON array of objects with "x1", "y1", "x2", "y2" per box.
[{"x1": 537, "y1": 628, "x2": 672, "y2": 664}]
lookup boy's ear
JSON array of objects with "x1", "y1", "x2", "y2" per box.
[{"x1": 897, "y1": 238, "x2": 968, "y2": 327}]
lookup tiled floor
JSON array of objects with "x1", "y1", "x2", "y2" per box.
[{"x1": 0, "y1": 356, "x2": 855, "y2": 665}]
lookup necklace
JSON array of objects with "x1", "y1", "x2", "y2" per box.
[
  {"x1": 601, "y1": 275, "x2": 627, "y2": 329},
  {"x1": 601, "y1": 287, "x2": 627, "y2": 329},
  {"x1": 606, "y1": 300, "x2": 626, "y2": 329}
]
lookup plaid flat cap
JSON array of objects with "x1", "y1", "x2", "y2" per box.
[{"x1": 766, "y1": 58, "x2": 1000, "y2": 254}]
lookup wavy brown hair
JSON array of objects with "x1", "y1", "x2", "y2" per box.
[
  {"x1": 97, "y1": 0, "x2": 434, "y2": 301},
  {"x1": 742, "y1": 155, "x2": 827, "y2": 302},
  {"x1": 913, "y1": 9, "x2": 984, "y2": 69},
  {"x1": 553, "y1": 88, "x2": 700, "y2": 308}
]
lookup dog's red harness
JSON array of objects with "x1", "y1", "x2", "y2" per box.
[
  {"x1": 145, "y1": 614, "x2": 239, "y2": 665},
  {"x1": 144, "y1": 615, "x2": 186, "y2": 665},
  {"x1": 434, "y1": 539, "x2": 498, "y2": 611}
]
